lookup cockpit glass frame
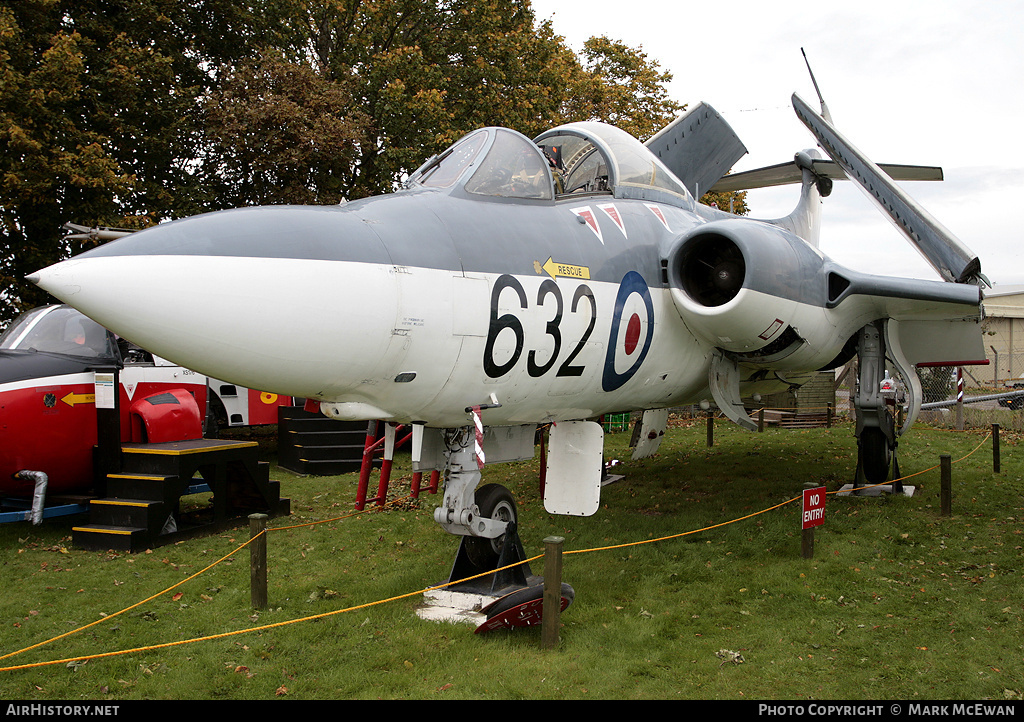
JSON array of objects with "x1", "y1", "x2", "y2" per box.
[
  {"x1": 465, "y1": 128, "x2": 554, "y2": 200},
  {"x1": 535, "y1": 122, "x2": 692, "y2": 202},
  {"x1": 0, "y1": 305, "x2": 118, "y2": 359},
  {"x1": 411, "y1": 130, "x2": 488, "y2": 189}
]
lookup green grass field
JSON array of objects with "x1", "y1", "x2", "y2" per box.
[{"x1": 1, "y1": 417, "x2": 1021, "y2": 700}]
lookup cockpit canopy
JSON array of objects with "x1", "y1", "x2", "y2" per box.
[
  {"x1": 407, "y1": 122, "x2": 693, "y2": 206},
  {"x1": 0, "y1": 304, "x2": 118, "y2": 360},
  {"x1": 409, "y1": 127, "x2": 552, "y2": 200},
  {"x1": 536, "y1": 121, "x2": 692, "y2": 201}
]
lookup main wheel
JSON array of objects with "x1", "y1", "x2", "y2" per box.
[
  {"x1": 464, "y1": 484, "x2": 517, "y2": 570},
  {"x1": 860, "y1": 427, "x2": 890, "y2": 483}
]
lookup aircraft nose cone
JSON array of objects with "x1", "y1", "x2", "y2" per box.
[{"x1": 29, "y1": 205, "x2": 401, "y2": 398}]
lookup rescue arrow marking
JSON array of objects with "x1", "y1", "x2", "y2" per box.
[
  {"x1": 61, "y1": 391, "x2": 95, "y2": 407},
  {"x1": 541, "y1": 257, "x2": 591, "y2": 280}
]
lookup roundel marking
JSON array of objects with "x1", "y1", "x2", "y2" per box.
[
  {"x1": 260, "y1": 392, "x2": 279, "y2": 404},
  {"x1": 624, "y1": 313, "x2": 642, "y2": 355},
  {"x1": 602, "y1": 271, "x2": 655, "y2": 392}
]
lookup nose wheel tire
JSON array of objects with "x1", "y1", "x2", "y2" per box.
[{"x1": 464, "y1": 483, "x2": 517, "y2": 570}]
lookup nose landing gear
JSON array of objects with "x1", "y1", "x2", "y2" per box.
[
  {"x1": 424, "y1": 426, "x2": 574, "y2": 631},
  {"x1": 435, "y1": 436, "x2": 534, "y2": 593}
]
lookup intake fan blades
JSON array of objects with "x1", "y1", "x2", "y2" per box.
[{"x1": 680, "y1": 234, "x2": 745, "y2": 307}]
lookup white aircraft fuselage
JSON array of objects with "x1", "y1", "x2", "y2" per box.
[{"x1": 30, "y1": 111, "x2": 985, "y2": 524}]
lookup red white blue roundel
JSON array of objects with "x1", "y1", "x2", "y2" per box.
[{"x1": 602, "y1": 271, "x2": 654, "y2": 392}]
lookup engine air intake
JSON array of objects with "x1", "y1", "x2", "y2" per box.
[{"x1": 678, "y1": 233, "x2": 745, "y2": 307}]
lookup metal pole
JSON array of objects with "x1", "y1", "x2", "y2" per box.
[
  {"x1": 250, "y1": 514, "x2": 268, "y2": 610},
  {"x1": 940, "y1": 455, "x2": 952, "y2": 517},
  {"x1": 993, "y1": 423, "x2": 1001, "y2": 473},
  {"x1": 706, "y1": 412, "x2": 714, "y2": 447},
  {"x1": 355, "y1": 420, "x2": 379, "y2": 510},
  {"x1": 956, "y1": 368, "x2": 964, "y2": 431},
  {"x1": 542, "y1": 536, "x2": 564, "y2": 650}
]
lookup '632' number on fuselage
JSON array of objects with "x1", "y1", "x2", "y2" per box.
[{"x1": 482, "y1": 274, "x2": 595, "y2": 379}]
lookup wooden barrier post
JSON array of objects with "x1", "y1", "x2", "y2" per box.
[
  {"x1": 940, "y1": 454, "x2": 952, "y2": 517},
  {"x1": 706, "y1": 412, "x2": 714, "y2": 447},
  {"x1": 993, "y1": 423, "x2": 1001, "y2": 473},
  {"x1": 250, "y1": 513, "x2": 268, "y2": 610},
  {"x1": 758, "y1": 408, "x2": 765, "y2": 433},
  {"x1": 801, "y1": 527, "x2": 815, "y2": 559},
  {"x1": 542, "y1": 536, "x2": 564, "y2": 650}
]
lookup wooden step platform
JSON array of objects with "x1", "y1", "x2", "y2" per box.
[{"x1": 73, "y1": 438, "x2": 289, "y2": 552}]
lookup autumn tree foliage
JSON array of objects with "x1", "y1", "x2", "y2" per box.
[
  {"x1": 0, "y1": 0, "x2": 741, "y2": 325},
  {"x1": 0, "y1": 0, "x2": 289, "y2": 321},
  {"x1": 205, "y1": 1, "x2": 583, "y2": 203}
]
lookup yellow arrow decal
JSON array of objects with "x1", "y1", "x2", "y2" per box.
[
  {"x1": 61, "y1": 391, "x2": 95, "y2": 407},
  {"x1": 541, "y1": 257, "x2": 590, "y2": 280}
]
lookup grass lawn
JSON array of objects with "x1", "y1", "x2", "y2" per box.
[{"x1": 0, "y1": 416, "x2": 1021, "y2": 700}]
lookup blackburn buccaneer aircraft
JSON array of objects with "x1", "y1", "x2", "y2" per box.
[{"x1": 30, "y1": 92, "x2": 987, "y2": 570}]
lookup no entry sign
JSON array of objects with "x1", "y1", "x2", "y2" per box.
[{"x1": 802, "y1": 486, "x2": 827, "y2": 529}]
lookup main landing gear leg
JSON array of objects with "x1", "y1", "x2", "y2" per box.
[{"x1": 850, "y1": 320, "x2": 902, "y2": 493}]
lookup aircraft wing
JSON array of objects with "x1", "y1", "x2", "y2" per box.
[
  {"x1": 645, "y1": 102, "x2": 748, "y2": 198},
  {"x1": 790, "y1": 93, "x2": 982, "y2": 285}
]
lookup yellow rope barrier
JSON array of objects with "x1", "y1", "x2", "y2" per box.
[
  {"x1": 0, "y1": 430, "x2": 995, "y2": 673},
  {"x1": 0, "y1": 552, "x2": 543, "y2": 673},
  {"x1": 0, "y1": 538, "x2": 255, "y2": 664},
  {"x1": 0, "y1": 493, "x2": 418, "y2": 667}
]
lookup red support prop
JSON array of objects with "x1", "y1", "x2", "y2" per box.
[
  {"x1": 356, "y1": 422, "x2": 413, "y2": 508},
  {"x1": 355, "y1": 420, "x2": 380, "y2": 510}
]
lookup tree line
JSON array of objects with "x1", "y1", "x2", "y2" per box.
[{"x1": 0, "y1": 0, "x2": 743, "y2": 327}]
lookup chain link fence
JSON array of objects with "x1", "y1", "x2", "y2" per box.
[
  {"x1": 981, "y1": 350, "x2": 1024, "y2": 388},
  {"x1": 655, "y1": 361, "x2": 1024, "y2": 433},
  {"x1": 785, "y1": 362, "x2": 1024, "y2": 432}
]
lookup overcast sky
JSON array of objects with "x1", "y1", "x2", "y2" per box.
[{"x1": 530, "y1": 0, "x2": 1024, "y2": 288}]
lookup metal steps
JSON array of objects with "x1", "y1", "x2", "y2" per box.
[{"x1": 277, "y1": 407, "x2": 368, "y2": 476}]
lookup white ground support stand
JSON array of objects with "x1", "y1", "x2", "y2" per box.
[
  {"x1": 415, "y1": 588, "x2": 493, "y2": 626},
  {"x1": 836, "y1": 483, "x2": 915, "y2": 497}
]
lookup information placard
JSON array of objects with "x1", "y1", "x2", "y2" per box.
[{"x1": 94, "y1": 372, "x2": 116, "y2": 410}]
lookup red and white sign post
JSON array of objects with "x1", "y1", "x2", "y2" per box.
[{"x1": 801, "y1": 486, "x2": 827, "y2": 558}]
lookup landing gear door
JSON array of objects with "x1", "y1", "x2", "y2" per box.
[
  {"x1": 631, "y1": 408, "x2": 669, "y2": 460},
  {"x1": 543, "y1": 420, "x2": 603, "y2": 517}
]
